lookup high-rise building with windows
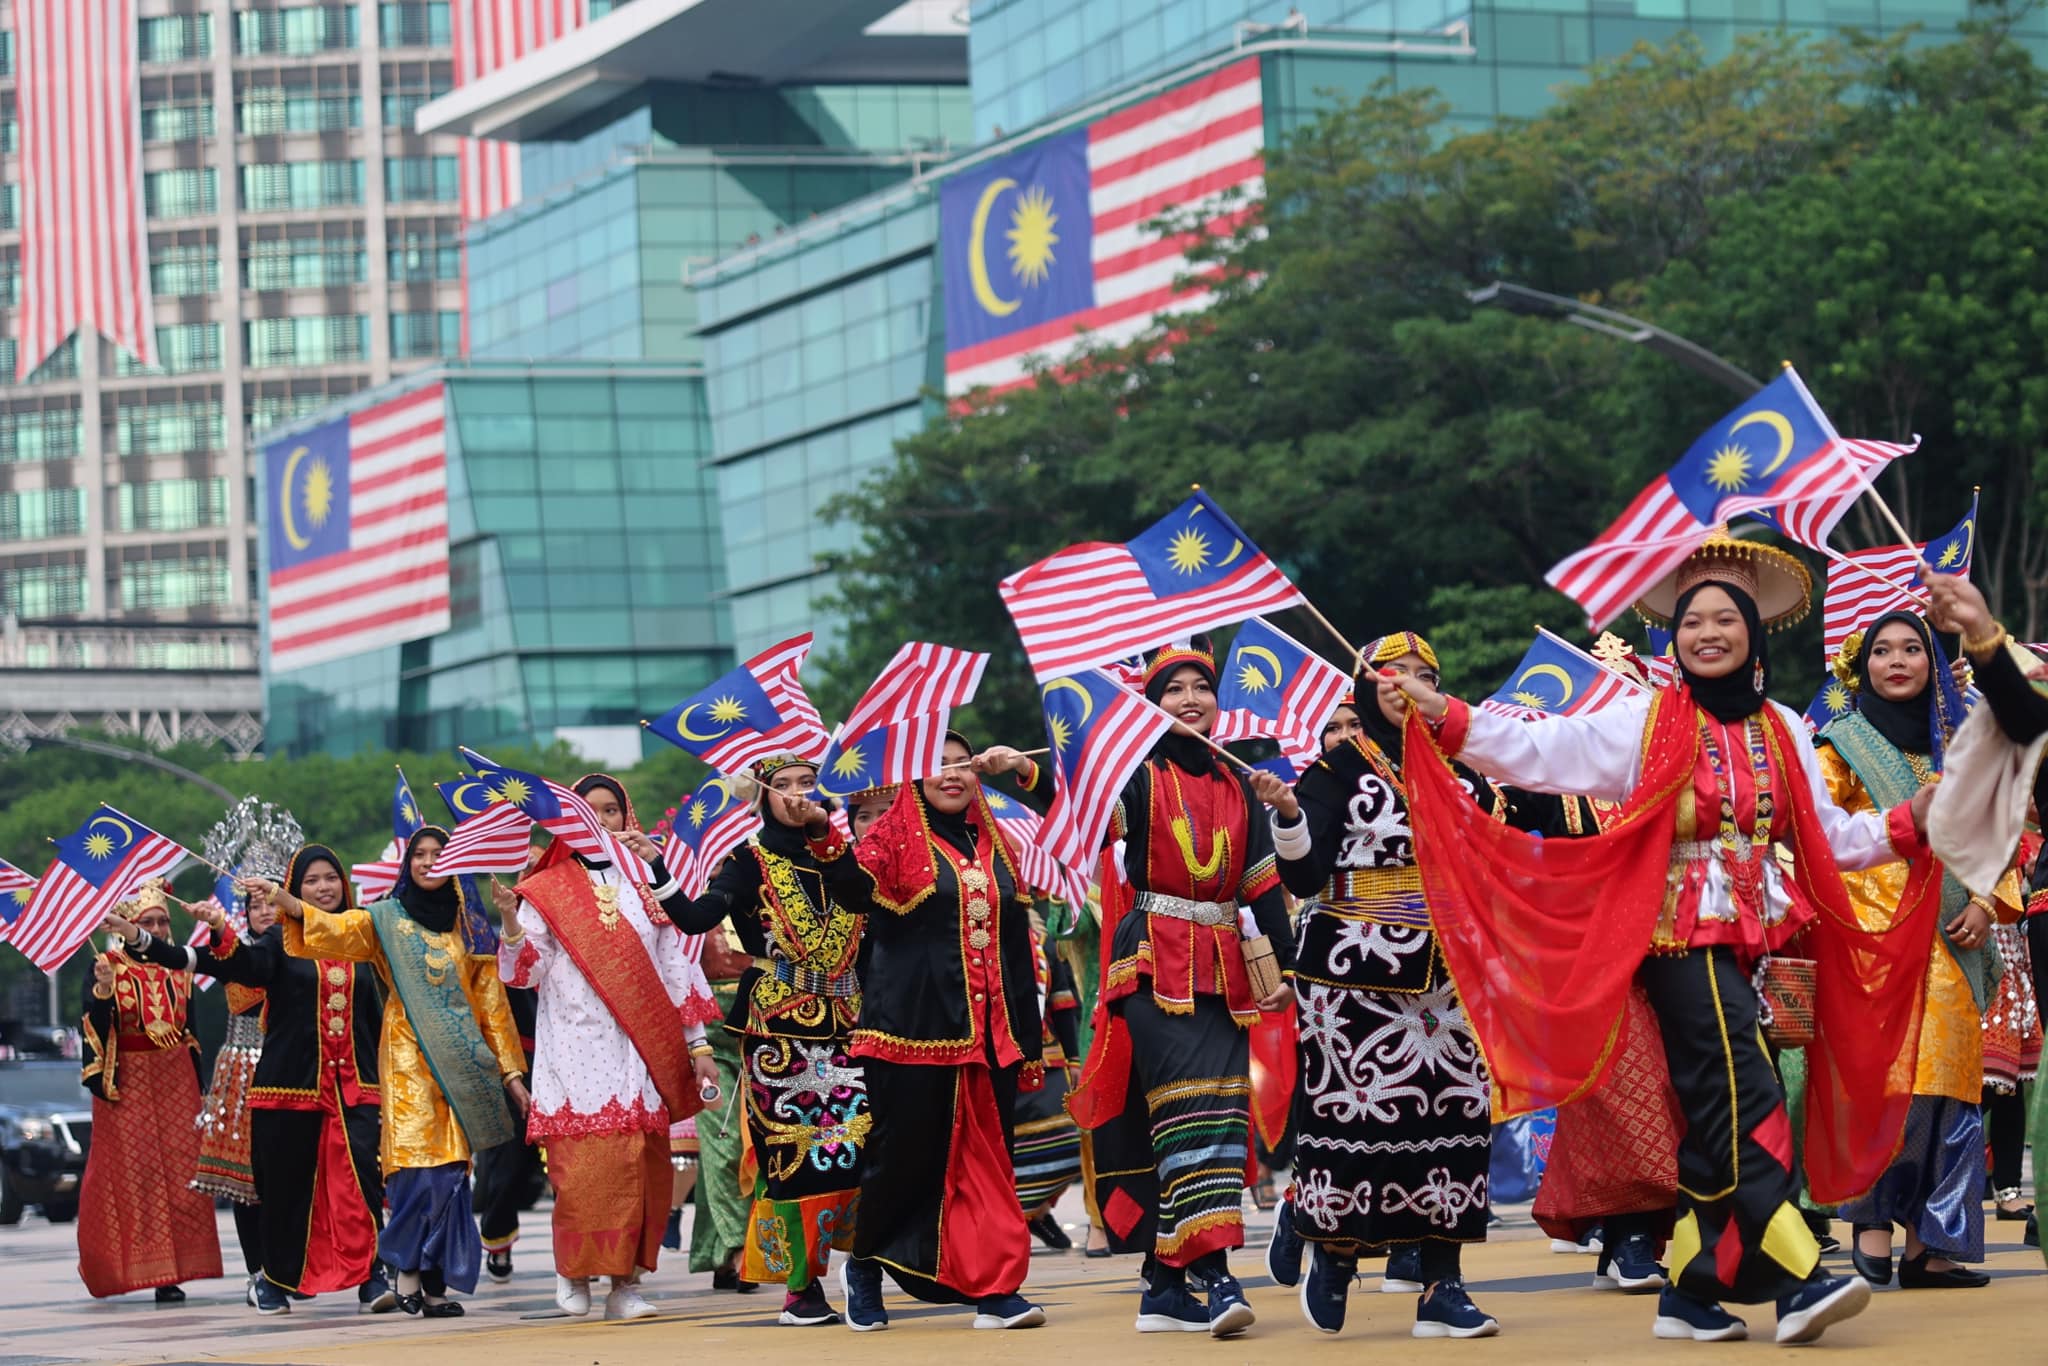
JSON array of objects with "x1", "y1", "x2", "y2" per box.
[{"x1": 0, "y1": 0, "x2": 475, "y2": 754}]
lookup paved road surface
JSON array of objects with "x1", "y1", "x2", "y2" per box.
[{"x1": 3, "y1": 1195, "x2": 2040, "y2": 1364}]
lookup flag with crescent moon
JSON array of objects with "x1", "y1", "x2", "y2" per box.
[
  {"x1": 646, "y1": 634, "x2": 831, "y2": 774},
  {"x1": 1000, "y1": 490, "x2": 1304, "y2": 682},
  {"x1": 669, "y1": 772, "x2": 763, "y2": 900},
  {"x1": 10, "y1": 805, "x2": 189, "y2": 972},
  {"x1": 1035, "y1": 669, "x2": 1175, "y2": 873},
  {"x1": 262, "y1": 382, "x2": 450, "y2": 674},
  {"x1": 1212, "y1": 616, "x2": 1352, "y2": 768},
  {"x1": 1547, "y1": 367, "x2": 1890, "y2": 629},
  {"x1": 1820, "y1": 492, "x2": 1977, "y2": 663},
  {"x1": 1479, "y1": 628, "x2": 1645, "y2": 722},
  {"x1": 818, "y1": 642, "x2": 989, "y2": 798},
  {"x1": 0, "y1": 857, "x2": 37, "y2": 944}
]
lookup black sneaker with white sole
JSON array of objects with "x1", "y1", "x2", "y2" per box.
[
  {"x1": 1206, "y1": 1275, "x2": 1254, "y2": 1338},
  {"x1": 1652, "y1": 1287, "x2": 1747, "y2": 1341},
  {"x1": 1300, "y1": 1243, "x2": 1356, "y2": 1335},
  {"x1": 1412, "y1": 1277, "x2": 1499, "y2": 1339},
  {"x1": 778, "y1": 1281, "x2": 840, "y2": 1327},
  {"x1": 840, "y1": 1259, "x2": 888, "y2": 1332},
  {"x1": 1135, "y1": 1283, "x2": 1210, "y2": 1333},
  {"x1": 973, "y1": 1293, "x2": 1046, "y2": 1329},
  {"x1": 252, "y1": 1278, "x2": 291, "y2": 1316},
  {"x1": 1381, "y1": 1242, "x2": 1424, "y2": 1294}
]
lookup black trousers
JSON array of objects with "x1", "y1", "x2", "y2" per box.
[
  {"x1": 473, "y1": 1137, "x2": 544, "y2": 1250},
  {"x1": 1641, "y1": 947, "x2": 1815, "y2": 1304}
]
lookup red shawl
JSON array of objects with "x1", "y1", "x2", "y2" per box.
[{"x1": 1403, "y1": 686, "x2": 1942, "y2": 1204}]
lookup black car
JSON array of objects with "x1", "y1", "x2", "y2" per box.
[{"x1": 0, "y1": 1056, "x2": 91, "y2": 1224}]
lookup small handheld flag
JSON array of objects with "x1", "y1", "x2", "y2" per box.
[
  {"x1": 393, "y1": 769, "x2": 424, "y2": 841},
  {"x1": 670, "y1": 773, "x2": 763, "y2": 900},
  {"x1": 1211, "y1": 617, "x2": 1352, "y2": 768},
  {"x1": 646, "y1": 634, "x2": 830, "y2": 773},
  {"x1": 1821, "y1": 493, "x2": 1977, "y2": 663},
  {"x1": 1036, "y1": 669, "x2": 1176, "y2": 871},
  {"x1": 12, "y1": 806, "x2": 189, "y2": 972},
  {"x1": 1480, "y1": 628, "x2": 1645, "y2": 721}
]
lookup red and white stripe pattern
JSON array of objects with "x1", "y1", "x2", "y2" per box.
[
  {"x1": 1546, "y1": 481, "x2": 1717, "y2": 632},
  {"x1": 983, "y1": 790, "x2": 1090, "y2": 911},
  {"x1": 837, "y1": 642, "x2": 989, "y2": 740},
  {"x1": 1821, "y1": 543, "x2": 1943, "y2": 664},
  {"x1": 944, "y1": 56, "x2": 1264, "y2": 396},
  {"x1": 1035, "y1": 670, "x2": 1175, "y2": 873},
  {"x1": 13, "y1": 0, "x2": 155, "y2": 378},
  {"x1": 423, "y1": 800, "x2": 534, "y2": 878},
  {"x1": 12, "y1": 835, "x2": 187, "y2": 973},
  {"x1": 739, "y1": 634, "x2": 833, "y2": 769},
  {"x1": 448, "y1": 0, "x2": 587, "y2": 221},
  {"x1": 1764, "y1": 438, "x2": 1918, "y2": 550},
  {"x1": 674, "y1": 812, "x2": 764, "y2": 902},
  {"x1": 0, "y1": 859, "x2": 35, "y2": 943},
  {"x1": 267, "y1": 384, "x2": 451, "y2": 673},
  {"x1": 185, "y1": 906, "x2": 233, "y2": 992},
  {"x1": 1000, "y1": 545, "x2": 1304, "y2": 683},
  {"x1": 350, "y1": 860, "x2": 404, "y2": 901}
]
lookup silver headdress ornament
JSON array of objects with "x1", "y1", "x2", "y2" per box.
[{"x1": 203, "y1": 795, "x2": 305, "y2": 888}]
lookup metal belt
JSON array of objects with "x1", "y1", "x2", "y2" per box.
[{"x1": 1134, "y1": 892, "x2": 1237, "y2": 926}]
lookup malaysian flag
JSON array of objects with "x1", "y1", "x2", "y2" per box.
[
  {"x1": 941, "y1": 56, "x2": 1263, "y2": 397},
  {"x1": 1035, "y1": 669, "x2": 1175, "y2": 872},
  {"x1": 1480, "y1": 628, "x2": 1646, "y2": 721},
  {"x1": 0, "y1": 859, "x2": 37, "y2": 944},
  {"x1": 453, "y1": 747, "x2": 640, "y2": 874},
  {"x1": 1211, "y1": 617, "x2": 1352, "y2": 769},
  {"x1": 13, "y1": 0, "x2": 155, "y2": 378},
  {"x1": 670, "y1": 773, "x2": 762, "y2": 900},
  {"x1": 1547, "y1": 369, "x2": 1882, "y2": 629},
  {"x1": 263, "y1": 384, "x2": 451, "y2": 674},
  {"x1": 351, "y1": 857, "x2": 405, "y2": 901},
  {"x1": 1820, "y1": 495, "x2": 1976, "y2": 663},
  {"x1": 646, "y1": 635, "x2": 831, "y2": 773},
  {"x1": 448, "y1": 0, "x2": 588, "y2": 221},
  {"x1": 393, "y1": 769, "x2": 424, "y2": 841},
  {"x1": 1748, "y1": 437, "x2": 1918, "y2": 550},
  {"x1": 11, "y1": 806, "x2": 189, "y2": 972},
  {"x1": 1000, "y1": 491, "x2": 1304, "y2": 682},
  {"x1": 817, "y1": 643, "x2": 990, "y2": 798},
  {"x1": 1642, "y1": 625, "x2": 1679, "y2": 687},
  {"x1": 1805, "y1": 674, "x2": 1856, "y2": 736},
  {"x1": 983, "y1": 788, "x2": 1089, "y2": 912}
]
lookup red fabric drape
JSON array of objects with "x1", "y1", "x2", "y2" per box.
[
  {"x1": 297, "y1": 1108, "x2": 380, "y2": 1293},
  {"x1": 1247, "y1": 1009, "x2": 1296, "y2": 1152},
  {"x1": 936, "y1": 1066, "x2": 1030, "y2": 1298},
  {"x1": 1068, "y1": 848, "x2": 1133, "y2": 1129},
  {"x1": 1403, "y1": 689, "x2": 1943, "y2": 1203}
]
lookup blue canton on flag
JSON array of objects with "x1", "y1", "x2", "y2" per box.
[
  {"x1": 436, "y1": 776, "x2": 496, "y2": 824},
  {"x1": 1665, "y1": 370, "x2": 1835, "y2": 524},
  {"x1": 646, "y1": 659, "x2": 791, "y2": 773},
  {"x1": 1805, "y1": 676, "x2": 1856, "y2": 735},
  {"x1": 940, "y1": 128, "x2": 1096, "y2": 356},
  {"x1": 393, "y1": 769, "x2": 424, "y2": 841}
]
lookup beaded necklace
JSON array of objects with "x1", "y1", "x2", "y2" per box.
[
  {"x1": 1698, "y1": 715, "x2": 1774, "y2": 911},
  {"x1": 1162, "y1": 764, "x2": 1229, "y2": 884}
]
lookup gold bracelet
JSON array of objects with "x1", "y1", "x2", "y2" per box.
[
  {"x1": 688, "y1": 1043, "x2": 715, "y2": 1058},
  {"x1": 1962, "y1": 623, "x2": 2009, "y2": 659},
  {"x1": 92, "y1": 983, "x2": 113, "y2": 1000}
]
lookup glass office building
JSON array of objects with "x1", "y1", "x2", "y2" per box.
[{"x1": 265, "y1": 361, "x2": 728, "y2": 765}]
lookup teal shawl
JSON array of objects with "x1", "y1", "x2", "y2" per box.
[{"x1": 366, "y1": 899, "x2": 517, "y2": 1152}]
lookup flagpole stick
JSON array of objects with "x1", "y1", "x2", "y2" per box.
[
  {"x1": 1857, "y1": 483, "x2": 1918, "y2": 551},
  {"x1": 941, "y1": 747, "x2": 1051, "y2": 771}
]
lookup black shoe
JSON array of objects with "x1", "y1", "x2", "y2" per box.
[
  {"x1": 840, "y1": 1258, "x2": 888, "y2": 1332},
  {"x1": 778, "y1": 1281, "x2": 840, "y2": 1326},
  {"x1": 1028, "y1": 1213, "x2": 1073, "y2": 1250},
  {"x1": 1085, "y1": 1243, "x2": 1113, "y2": 1259},
  {"x1": 1205, "y1": 1274, "x2": 1254, "y2": 1338},
  {"x1": 1412, "y1": 1276, "x2": 1499, "y2": 1339},
  {"x1": 252, "y1": 1277, "x2": 291, "y2": 1315},
  {"x1": 154, "y1": 1284, "x2": 186, "y2": 1305},
  {"x1": 485, "y1": 1248, "x2": 513, "y2": 1283},
  {"x1": 1381, "y1": 1243, "x2": 1423, "y2": 1293},
  {"x1": 662, "y1": 1208, "x2": 683, "y2": 1250},
  {"x1": 420, "y1": 1298, "x2": 465, "y2": 1318},
  {"x1": 1815, "y1": 1232, "x2": 1842, "y2": 1255},
  {"x1": 2026, "y1": 1213, "x2": 2039, "y2": 1249},
  {"x1": 1266, "y1": 1200, "x2": 1306, "y2": 1288},
  {"x1": 1849, "y1": 1224, "x2": 1892, "y2": 1286},
  {"x1": 1774, "y1": 1273, "x2": 1871, "y2": 1344},
  {"x1": 1651, "y1": 1287, "x2": 1748, "y2": 1341},
  {"x1": 1299, "y1": 1243, "x2": 1355, "y2": 1335},
  {"x1": 712, "y1": 1264, "x2": 761, "y2": 1294},
  {"x1": 1592, "y1": 1231, "x2": 1666, "y2": 1292},
  {"x1": 973, "y1": 1292, "x2": 1047, "y2": 1330},
  {"x1": 396, "y1": 1291, "x2": 425, "y2": 1316},
  {"x1": 1897, "y1": 1251, "x2": 1990, "y2": 1289},
  {"x1": 358, "y1": 1271, "x2": 397, "y2": 1314},
  {"x1": 1995, "y1": 1203, "x2": 2034, "y2": 1222}
]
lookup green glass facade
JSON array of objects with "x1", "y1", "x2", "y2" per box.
[{"x1": 265, "y1": 363, "x2": 730, "y2": 764}]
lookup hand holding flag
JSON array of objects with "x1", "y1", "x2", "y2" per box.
[
  {"x1": 12, "y1": 806, "x2": 189, "y2": 972},
  {"x1": 1036, "y1": 669, "x2": 1176, "y2": 871}
]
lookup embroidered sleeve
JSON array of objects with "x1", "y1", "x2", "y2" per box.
[{"x1": 1435, "y1": 695, "x2": 1472, "y2": 756}]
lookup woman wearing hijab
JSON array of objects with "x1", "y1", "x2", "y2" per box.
[
  {"x1": 1384, "y1": 532, "x2": 1941, "y2": 1346},
  {"x1": 1067, "y1": 641, "x2": 1296, "y2": 1339},
  {"x1": 124, "y1": 846, "x2": 393, "y2": 1314},
  {"x1": 277, "y1": 826, "x2": 528, "y2": 1317},
  {"x1": 1257, "y1": 633, "x2": 1580, "y2": 1340},
  {"x1": 666, "y1": 754, "x2": 871, "y2": 1328},
  {"x1": 497, "y1": 774, "x2": 719, "y2": 1321},
  {"x1": 814, "y1": 732, "x2": 1050, "y2": 1333},
  {"x1": 1818, "y1": 613, "x2": 2019, "y2": 1288}
]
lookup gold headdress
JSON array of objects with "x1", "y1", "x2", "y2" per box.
[
  {"x1": 1634, "y1": 529, "x2": 1813, "y2": 631},
  {"x1": 1358, "y1": 631, "x2": 1438, "y2": 675},
  {"x1": 117, "y1": 877, "x2": 170, "y2": 916}
]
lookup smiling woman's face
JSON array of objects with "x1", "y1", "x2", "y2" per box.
[
  {"x1": 1676, "y1": 585, "x2": 1748, "y2": 680},
  {"x1": 1865, "y1": 620, "x2": 1929, "y2": 703},
  {"x1": 921, "y1": 738, "x2": 976, "y2": 815}
]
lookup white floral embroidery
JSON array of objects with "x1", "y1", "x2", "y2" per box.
[
  {"x1": 1380, "y1": 1168, "x2": 1489, "y2": 1228},
  {"x1": 1293, "y1": 1165, "x2": 1375, "y2": 1233}
]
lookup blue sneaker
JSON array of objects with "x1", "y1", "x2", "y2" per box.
[
  {"x1": 1206, "y1": 1275, "x2": 1254, "y2": 1338},
  {"x1": 1412, "y1": 1276, "x2": 1499, "y2": 1339},
  {"x1": 1300, "y1": 1244, "x2": 1355, "y2": 1335},
  {"x1": 839, "y1": 1259, "x2": 888, "y2": 1332},
  {"x1": 972, "y1": 1293, "x2": 1046, "y2": 1329},
  {"x1": 1773, "y1": 1274, "x2": 1870, "y2": 1345},
  {"x1": 1652, "y1": 1287, "x2": 1748, "y2": 1341},
  {"x1": 1266, "y1": 1201, "x2": 1306, "y2": 1288},
  {"x1": 1381, "y1": 1243, "x2": 1423, "y2": 1294},
  {"x1": 1593, "y1": 1232, "x2": 1667, "y2": 1292},
  {"x1": 252, "y1": 1277, "x2": 291, "y2": 1316},
  {"x1": 1135, "y1": 1283, "x2": 1209, "y2": 1333}
]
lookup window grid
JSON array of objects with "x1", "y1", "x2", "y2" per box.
[
  {"x1": 0, "y1": 487, "x2": 85, "y2": 541},
  {"x1": 233, "y1": 5, "x2": 359, "y2": 55}
]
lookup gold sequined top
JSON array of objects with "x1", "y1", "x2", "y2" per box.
[
  {"x1": 1819, "y1": 745, "x2": 2021, "y2": 1102},
  {"x1": 286, "y1": 907, "x2": 525, "y2": 1174}
]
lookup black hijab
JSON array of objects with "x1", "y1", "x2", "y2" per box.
[
  {"x1": 1852, "y1": 611, "x2": 1935, "y2": 756},
  {"x1": 1145, "y1": 660, "x2": 1219, "y2": 777},
  {"x1": 285, "y1": 843, "x2": 354, "y2": 919},
  {"x1": 1675, "y1": 581, "x2": 1769, "y2": 723},
  {"x1": 922, "y1": 731, "x2": 979, "y2": 858},
  {"x1": 1357, "y1": 679, "x2": 1408, "y2": 765},
  {"x1": 753, "y1": 763, "x2": 821, "y2": 860},
  {"x1": 392, "y1": 825, "x2": 460, "y2": 934}
]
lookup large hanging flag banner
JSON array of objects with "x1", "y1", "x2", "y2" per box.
[
  {"x1": 1035, "y1": 669, "x2": 1175, "y2": 872},
  {"x1": 1480, "y1": 628, "x2": 1646, "y2": 721},
  {"x1": 941, "y1": 56, "x2": 1264, "y2": 397},
  {"x1": 11, "y1": 807, "x2": 189, "y2": 971},
  {"x1": 1820, "y1": 494, "x2": 1976, "y2": 663},
  {"x1": 1000, "y1": 490, "x2": 1304, "y2": 682},
  {"x1": 448, "y1": 0, "x2": 588, "y2": 221},
  {"x1": 14, "y1": 0, "x2": 156, "y2": 378},
  {"x1": 1211, "y1": 617, "x2": 1352, "y2": 768},
  {"x1": 264, "y1": 384, "x2": 451, "y2": 673},
  {"x1": 1546, "y1": 368, "x2": 1890, "y2": 629}
]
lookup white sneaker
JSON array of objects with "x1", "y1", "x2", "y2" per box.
[
  {"x1": 555, "y1": 1274, "x2": 592, "y2": 1316},
  {"x1": 604, "y1": 1282, "x2": 659, "y2": 1321}
]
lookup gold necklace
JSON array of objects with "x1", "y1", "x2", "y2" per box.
[
  {"x1": 594, "y1": 881, "x2": 622, "y2": 931},
  {"x1": 1164, "y1": 768, "x2": 1228, "y2": 882}
]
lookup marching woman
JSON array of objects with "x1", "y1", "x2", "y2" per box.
[
  {"x1": 497, "y1": 774, "x2": 720, "y2": 1321},
  {"x1": 1384, "y1": 533, "x2": 1942, "y2": 1346},
  {"x1": 1069, "y1": 641, "x2": 1296, "y2": 1339},
  {"x1": 119, "y1": 846, "x2": 395, "y2": 1314},
  {"x1": 78, "y1": 880, "x2": 224, "y2": 1301},
  {"x1": 666, "y1": 754, "x2": 871, "y2": 1327},
  {"x1": 1820, "y1": 614, "x2": 2020, "y2": 1289},
  {"x1": 815, "y1": 733, "x2": 1051, "y2": 1332},
  {"x1": 1255, "y1": 634, "x2": 1562, "y2": 1340},
  {"x1": 281, "y1": 826, "x2": 529, "y2": 1317}
]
